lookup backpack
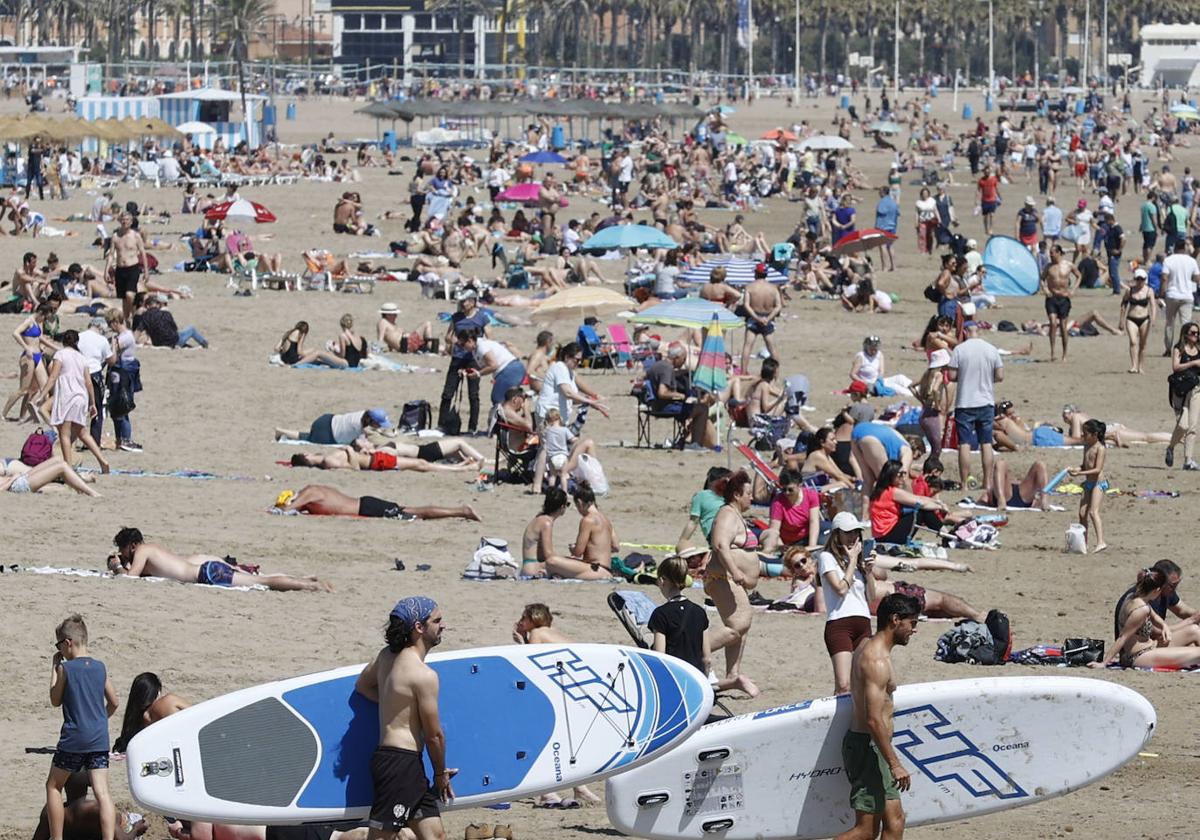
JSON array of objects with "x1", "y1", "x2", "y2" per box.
[
  {"x1": 984, "y1": 608, "x2": 1012, "y2": 664},
  {"x1": 20, "y1": 428, "x2": 54, "y2": 466},
  {"x1": 400, "y1": 400, "x2": 432, "y2": 433},
  {"x1": 934, "y1": 620, "x2": 996, "y2": 664},
  {"x1": 1164, "y1": 206, "x2": 1180, "y2": 235}
]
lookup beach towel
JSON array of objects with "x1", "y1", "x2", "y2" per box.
[
  {"x1": 17, "y1": 565, "x2": 267, "y2": 592},
  {"x1": 78, "y1": 467, "x2": 253, "y2": 481},
  {"x1": 268, "y1": 355, "x2": 435, "y2": 373}
]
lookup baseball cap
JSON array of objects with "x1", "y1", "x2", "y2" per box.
[
  {"x1": 754, "y1": 262, "x2": 768, "y2": 277},
  {"x1": 848, "y1": 380, "x2": 869, "y2": 395},
  {"x1": 1134, "y1": 268, "x2": 1148, "y2": 280},
  {"x1": 1024, "y1": 196, "x2": 1035, "y2": 206},
  {"x1": 366, "y1": 408, "x2": 392, "y2": 428},
  {"x1": 966, "y1": 238, "x2": 978, "y2": 249},
  {"x1": 831, "y1": 511, "x2": 871, "y2": 532},
  {"x1": 848, "y1": 403, "x2": 875, "y2": 424}
]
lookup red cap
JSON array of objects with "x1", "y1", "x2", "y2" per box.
[
  {"x1": 754, "y1": 263, "x2": 768, "y2": 277},
  {"x1": 848, "y1": 381, "x2": 869, "y2": 395}
]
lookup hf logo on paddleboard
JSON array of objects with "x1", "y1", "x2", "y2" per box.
[
  {"x1": 528, "y1": 649, "x2": 635, "y2": 715},
  {"x1": 893, "y1": 704, "x2": 1029, "y2": 800}
]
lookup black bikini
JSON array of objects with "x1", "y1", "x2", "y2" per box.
[{"x1": 1125, "y1": 290, "x2": 1151, "y2": 328}]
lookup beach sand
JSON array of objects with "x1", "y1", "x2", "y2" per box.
[{"x1": 1, "y1": 89, "x2": 1197, "y2": 840}]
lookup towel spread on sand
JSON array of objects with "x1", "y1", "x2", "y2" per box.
[
  {"x1": 17, "y1": 565, "x2": 267, "y2": 592},
  {"x1": 268, "y1": 355, "x2": 436, "y2": 373},
  {"x1": 78, "y1": 467, "x2": 255, "y2": 481}
]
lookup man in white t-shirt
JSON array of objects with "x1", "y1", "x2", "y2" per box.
[
  {"x1": 78, "y1": 316, "x2": 114, "y2": 442},
  {"x1": 948, "y1": 321, "x2": 1004, "y2": 492},
  {"x1": 1161, "y1": 240, "x2": 1199, "y2": 354}
]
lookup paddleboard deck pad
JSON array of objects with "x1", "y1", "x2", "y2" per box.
[
  {"x1": 606, "y1": 676, "x2": 1154, "y2": 839},
  {"x1": 127, "y1": 643, "x2": 711, "y2": 824}
]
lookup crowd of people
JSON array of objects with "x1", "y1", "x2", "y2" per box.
[{"x1": 12, "y1": 77, "x2": 1200, "y2": 840}]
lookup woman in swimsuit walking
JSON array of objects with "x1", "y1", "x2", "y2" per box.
[
  {"x1": 1097, "y1": 567, "x2": 1200, "y2": 669},
  {"x1": 1118, "y1": 267, "x2": 1156, "y2": 373},
  {"x1": 275, "y1": 321, "x2": 346, "y2": 368},
  {"x1": 704, "y1": 470, "x2": 762, "y2": 697},
  {"x1": 3, "y1": 302, "x2": 54, "y2": 422}
]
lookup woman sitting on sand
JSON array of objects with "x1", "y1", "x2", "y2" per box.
[
  {"x1": 520, "y1": 488, "x2": 571, "y2": 578},
  {"x1": 0, "y1": 457, "x2": 100, "y2": 496},
  {"x1": 276, "y1": 321, "x2": 346, "y2": 368},
  {"x1": 334, "y1": 313, "x2": 370, "y2": 368},
  {"x1": 1097, "y1": 567, "x2": 1200, "y2": 669},
  {"x1": 801, "y1": 427, "x2": 859, "y2": 489}
]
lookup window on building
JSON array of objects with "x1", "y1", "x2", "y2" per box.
[
  {"x1": 386, "y1": 14, "x2": 404, "y2": 30},
  {"x1": 436, "y1": 15, "x2": 455, "y2": 30},
  {"x1": 364, "y1": 13, "x2": 381, "y2": 30},
  {"x1": 343, "y1": 13, "x2": 360, "y2": 30},
  {"x1": 411, "y1": 14, "x2": 430, "y2": 29}
]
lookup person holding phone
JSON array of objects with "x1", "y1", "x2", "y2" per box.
[{"x1": 817, "y1": 512, "x2": 878, "y2": 695}]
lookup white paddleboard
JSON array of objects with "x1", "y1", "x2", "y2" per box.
[
  {"x1": 126, "y1": 643, "x2": 712, "y2": 824},
  {"x1": 606, "y1": 676, "x2": 1154, "y2": 839}
]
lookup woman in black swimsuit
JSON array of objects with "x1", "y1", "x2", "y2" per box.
[
  {"x1": 335, "y1": 313, "x2": 369, "y2": 368},
  {"x1": 1119, "y1": 268, "x2": 1156, "y2": 374},
  {"x1": 276, "y1": 321, "x2": 346, "y2": 368}
]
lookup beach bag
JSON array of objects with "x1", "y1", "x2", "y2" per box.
[
  {"x1": 1063, "y1": 637, "x2": 1105, "y2": 666},
  {"x1": 441, "y1": 381, "x2": 463, "y2": 435},
  {"x1": 463, "y1": 537, "x2": 519, "y2": 580},
  {"x1": 934, "y1": 620, "x2": 996, "y2": 664},
  {"x1": 20, "y1": 428, "x2": 53, "y2": 466},
  {"x1": 400, "y1": 399, "x2": 432, "y2": 433},
  {"x1": 1064, "y1": 523, "x2": 1088, "y2": 554},
  {"x1": 570, "y1": 453, "x2": 609, "y2": 496},
  {"x1": 1168, "y1": 368, "x2": 1200, "y2": 403}
]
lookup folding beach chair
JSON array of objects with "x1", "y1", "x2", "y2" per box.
[
  {"x1": 577, "y1": 324, "x2": 618, "y2": 370},
  {"x1": 633, "y1": 379, "x2": 688, "y2": 448}
]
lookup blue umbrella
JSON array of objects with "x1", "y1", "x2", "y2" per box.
[
  {"x1": 717, "y1": 105, "x2": 737, "y2": 115},
  {"x1": 582, "y1": 224, "x2": 679, "y2": 251},
  {"x1": 628, "y1": 298, "x2": 743, "y2": 330},
  {"x1": 519, "y1": 150, "x2": 568, "y2": 164},
  {"x1": 679, "y1": 257, "x2": 787, "y2": 286}
]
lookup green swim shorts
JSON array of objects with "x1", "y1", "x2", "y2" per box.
[{"x1": 841, "y1": 731, "x2": 901, "y2": 814}]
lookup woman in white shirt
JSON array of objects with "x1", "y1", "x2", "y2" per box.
[
  {"x1": 462, "y1": 330, "x2": 527, "y2": 410},
  {"x1": 817, "y1": 512, "x2": 878, "y2": 694},
  {"x1": 914, "y1": 187, "x2": 938, "y2": 255},
  {"x1": 848, "y1": 335, "x2": 885, "y2": 393}
]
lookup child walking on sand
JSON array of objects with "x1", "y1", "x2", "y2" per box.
[
  {"x1": 1070, "y1": 418, "x2": 1108, "y2": 553},
  {"x1": 649, "y1": 556, "x2": 711, "y2": 678},
  {"x1": 47, "y1": 614, "x2": 119, "y2": 840}
]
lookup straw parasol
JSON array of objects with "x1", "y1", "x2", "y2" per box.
[{"x1": 40, "y1": 117, "x2": 92, "y2": 143}]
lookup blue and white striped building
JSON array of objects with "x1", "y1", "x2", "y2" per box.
[{"x1": 76, "y1": 89, "x2": 266, "y2": 151}]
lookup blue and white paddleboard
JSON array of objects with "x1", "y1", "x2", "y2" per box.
[
  {"x1": 125, "y1": 644, "x2": 711, "y2": 825},
  {"x1": 606, "y1": 676, "x2": 1154, "y2": 840}
]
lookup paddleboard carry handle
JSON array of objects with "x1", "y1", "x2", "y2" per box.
[
  {"x1": 698, "y1": 747, "x2": 730, "y2": 762},
  {"x1": 636, "y1": 791, "x2": 670, "y2": 807},
  {"x1": 701, "y1": 818, "x2": 735, "y2": 833}
]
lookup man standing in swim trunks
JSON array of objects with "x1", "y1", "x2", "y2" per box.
[
  {"x1": 834, "y1": 593, "x2": 919, "y2": 840},
  {"x1": 738, "y1": 264, "x2": 782, "y2": 373},
  {"x1": 1040, "y1": 244, "x2": 1080, "y2": 362},
  {"x1": 355, "y1": 596, "x2": 454, "y2": 840},
  {"x1": 107, "y1": 527, "x2": 332, "y2": 592},
  {"x1": 105, "y1": 212, "x2": 147, "y2": 324},
  {"x1": 976, "y1": 165, "x2": 1001, "y2": 236}
]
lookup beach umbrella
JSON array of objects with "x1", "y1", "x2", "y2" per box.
[
  {"x1": 760, "y1": 128, "x2": 797, "y2": 142},
  {"x1": 1171, "y1": 105, "x2": 1200, "y2": 121},
  {"x1": 39, "y1": 117, "x2": 92, "y2": 142},
  {"x1": 692, "y1": 314, "x2": 729, "y2": 395},
  {"x1": 530, "y1": 286, "x2": 634, "y2": 321},
  {"x1": 716, "y1": 105, "x2": 736, "y2": 115},
  {"x1": 678, "y1": 256, "x2": 786, "y2": 286},
  {"x1": 582, "y1": 224, "x2": 679, "y2": 252},
  {"x1": 798, "y1": 134, "x2": 855, "y2": 151},
  {"x1": 129, "y1": 117, "x2": 183, "y2": 138},
  {"x1": 519, "y1": 150, "x2": 567, "y2": 164},
  {"x1": 869, "y1": 120, "x2": 901, "y2": 134},
  {"x1": 725, "y1": 133, "x2": 749, "y2": 147},
  {"x1": 496, "y1": 182, "x2": 543, "y2": 203},
  {"x1": 176, "y1": 121, "x2": 217, "y2": 136},
  {"x1": 205, "y1": 198, "x2": 277, "y2": 224},
  {"x1": 629, "y1": 298, "x2": 743, "y2": 330},
  {"x1": 830, "y1": 228, "x2": 898, "y2": 256}
]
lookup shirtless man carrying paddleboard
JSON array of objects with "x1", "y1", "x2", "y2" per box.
[
  {"x1": 356, "y1": 597, "x2": 454, "y2": 840},
  {"x1": 835, "y1": 592, "x2": 920, "y2": 840}
]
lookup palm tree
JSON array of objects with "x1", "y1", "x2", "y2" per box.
[{"x1": 212, "y1": 0, "x2": 273, "y2": 143}]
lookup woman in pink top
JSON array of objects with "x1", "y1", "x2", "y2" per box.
[
  {"x1": 36, "y1": 330, "x2": 109, "y2": 473},
  {"x1": 762, "y1": 468, "x2": 821, "y2": 552}
]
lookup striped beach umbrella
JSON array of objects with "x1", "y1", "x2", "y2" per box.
[
  {"x1": 692, "y1": 314, "x2": 728, "y2": 394},
  {"x1": 679, "y1": 256, "x2": 786, "y2": 286}
]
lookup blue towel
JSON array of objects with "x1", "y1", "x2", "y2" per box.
[{"x1": 1032, "y1": 425, "x2": 1064, "y2": 447}]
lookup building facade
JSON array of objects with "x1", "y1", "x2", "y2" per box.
[{"x1": 1139, "y1": 23, "x2": 1200, "y2": 87}]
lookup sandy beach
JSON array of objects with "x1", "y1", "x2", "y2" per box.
[{"x1": 2, "y1": 89, "x2": 1198, "y2": 840}]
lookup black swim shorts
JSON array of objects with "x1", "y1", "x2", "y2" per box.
[
  {"x1": 416, "y1": 442, "x2": 443, "y2": 463},
  {"x1": 368, "y1": 746, "x2": 440, "y2": 831},
  {"x1": 1044, "y1": 295, "x2": 1071, "y2": 321},
  {"x1": 359, "y1": 495, "x2": 406, "y2": 519},
  {"x1": 114, "y1": 265, "x2": 141, "y2": 298}
]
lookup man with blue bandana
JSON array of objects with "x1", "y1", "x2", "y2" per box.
[{"x1": 355, "y1": 596, "x2": 454, "y2": 839}]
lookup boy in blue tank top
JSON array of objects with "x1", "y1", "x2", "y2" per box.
[{"x1": 47, "y1": 614, "x2": 118, "y2": 840}]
